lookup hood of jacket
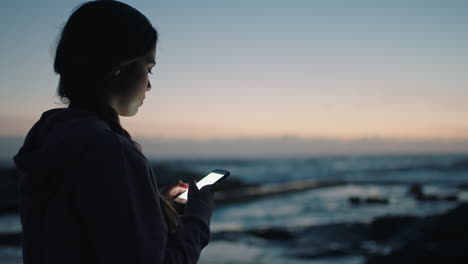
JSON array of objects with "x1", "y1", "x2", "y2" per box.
[{"x1": 13, "y1": 107, "x2": 112, "y2": 195}]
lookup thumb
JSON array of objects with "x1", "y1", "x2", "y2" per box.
[{"x1": 189, "y1": 180, "x2": 199, "y2": 192}]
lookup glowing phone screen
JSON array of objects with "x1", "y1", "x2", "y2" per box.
[{"x1": 177, "y1": 172, "x2": 225, "y2": 201}]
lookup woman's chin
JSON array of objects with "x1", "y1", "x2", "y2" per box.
[
  {"x1": 118, "y1": 107, "x2": 139, "y2": 117},
  {"x1": 129, "y1": 108, "x2": 139, "y2": 116}
]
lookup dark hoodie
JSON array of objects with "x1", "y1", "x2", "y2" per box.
[{"x1": 13, "y1": 107, "x2": 212, "y2": 264}]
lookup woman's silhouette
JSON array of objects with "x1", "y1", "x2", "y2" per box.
[{"x1": 13, "y1": 1, "x2": 215, "y2": 263}]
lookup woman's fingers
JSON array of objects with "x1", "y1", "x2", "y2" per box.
[
  {"x1": 176, "y1": 180, "x2": 189, "y2": 189},
  {"x1": 162, "y1": 180, "x2": 189, "y2": 198}
]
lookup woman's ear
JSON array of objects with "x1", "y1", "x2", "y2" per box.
[
  {"x1": 105, "y1": 67, "x2": 120, "y2": 81},
  {"x1": 112, "y1": 68, "x2": 121, "y2": 78}
]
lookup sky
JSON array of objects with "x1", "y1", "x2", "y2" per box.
[{"x1": 1, "y1": 0, "x2": 468, "y2": 157}]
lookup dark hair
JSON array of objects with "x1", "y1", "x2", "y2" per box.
[
  {"x1": 54, "y1": 0, "x2": 181, "y2": 232},
  {"x1": 53, "y1": 0, "x2": 157, "y2": 152}
]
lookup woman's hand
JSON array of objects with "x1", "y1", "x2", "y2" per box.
[
  {"x1": 161, "y1": 180, "x2": 189, "y2": 201},
  {"x1": 186, "y1": 180, "x2": 215, "y2": 211}
]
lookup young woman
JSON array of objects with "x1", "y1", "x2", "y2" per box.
[{"x1": 13, "y1": 1, "x2": 215, "y2": 263}]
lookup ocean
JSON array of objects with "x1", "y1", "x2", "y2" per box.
[{"x1": 1, "y1": 153, "x2": 467, "y2": 263}]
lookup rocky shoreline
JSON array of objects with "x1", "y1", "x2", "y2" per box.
[
  {"x1": 2, "y1": 202, "x2": 467, "y2": 263},
  {"x1": 208, "y1": 202, "x2": 468, "y2": 263}
]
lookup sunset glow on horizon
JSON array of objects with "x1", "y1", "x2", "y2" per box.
[{"x1": 1, "y1": 0, "x2": 467, "y2": 143}]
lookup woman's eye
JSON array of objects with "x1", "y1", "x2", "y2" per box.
[{"x1": 147, "y1": 69, "x2": 154, "y2": 74}]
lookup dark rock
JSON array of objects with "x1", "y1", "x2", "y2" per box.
[
  {"x1": 365, "y1": 202, "x2": 468, "y2": 264},
  {"x1": 246, "y1": 227, "x2": 296, "y2": 241},
  {"x1": 365, "y1": 197, "x2": 389, "y2": 204},
  {"x1": 367, "y1": 215, "x2": 421, "y2": 241},
  {"x1": 349, "y1": 196, "x2": 389, "y2": 205},
  {"x1": 288, "y1": 245, "x2": 349, "y2": 259},
  {"x1": 408, "y1": 184, "x2": 424, "y2": 197},
  {"x1": 408, "y1": 184, "x2": 458, "y2": 202},
  {"x1": 366, "y1": 240, "x2": 468, "y2": 264},
  {"x1": 424, "y1": 202, "x2": 468, "y2": 240},
  {"x1": 349, "y1": 196, "x2": 362, "y2": 205},
  {"x1": 0, "y1": 232, "x2": 22, "y2": 246},
  {"x1": 443, "y1": 195, "x2": 458, "y2": 201},
  {"x1": 417, "y1": 194, "x2": 458, "y2": 201}
]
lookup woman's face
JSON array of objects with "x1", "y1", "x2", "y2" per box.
[{"x1": 107, "y1": 45, "x2": 156, "y2": 116}]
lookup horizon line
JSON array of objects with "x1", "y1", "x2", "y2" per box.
[{"x1": 2, "y1": 135, "x2": 468, "y2": 142}]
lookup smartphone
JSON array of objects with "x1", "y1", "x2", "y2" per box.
[{"x1": 174, "y1": 169, "x2": 230, "y2": 204}]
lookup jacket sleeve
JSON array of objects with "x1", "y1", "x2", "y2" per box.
[{"x1": 71, "y1": 131, "x2": 212, "y2": 264}]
